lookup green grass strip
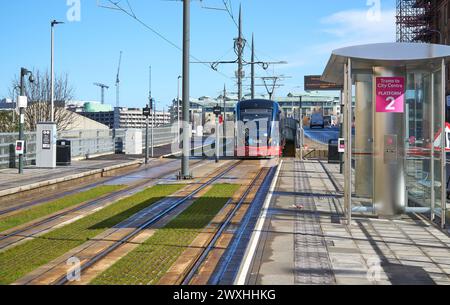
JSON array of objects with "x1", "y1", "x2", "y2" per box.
[
  {"x1": 0, "y1": 184, "x2": 185, "y2": 285},
  {"x1": 91, "y1": 184, "x2": 240, "y2": 285},
  {"x1": 0, "y1": 185, "x2": 123, "y2": 234}
]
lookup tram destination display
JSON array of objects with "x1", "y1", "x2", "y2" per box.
[{"x1": 304, "y1": 75, "x2": 343, "y2": 91}]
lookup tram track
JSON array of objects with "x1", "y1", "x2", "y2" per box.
[
  {"x1": 50, "y1": 160, "x2": 245, "y2": 285},
  {"x1": 179, "y1": 167, "x2": 269, "y2": 285},
  {"x1": 0, "y1": 159, "x2": 163, "y2": 217},
  {"x1": 0, "y1": 138, "x2": 224, "y2": 218},
  {"x1": 0, "y1": 159, "x2": 206, "y2": 251}
]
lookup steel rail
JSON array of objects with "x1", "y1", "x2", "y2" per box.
[
  {"x1": 53, "y1": 160, "x2": 244, "y2": 285},
  {"x1": 0, "y1": 159, "x2": 203, "y2": 248},
  {"x1": 181, "y1": 167, "x2": 267, "y2": 285}
]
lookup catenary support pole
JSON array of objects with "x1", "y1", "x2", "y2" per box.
[
  {"x1": 237, "y1": 5, "x2": 243, "y2": 101},
  {"x1": 251, "y1": 34, "x2": 255, "y2": 100},
  {"x1": 181, "y1": 0, "x2": 191, "y2": 179}
]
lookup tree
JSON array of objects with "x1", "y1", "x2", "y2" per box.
[
  {"x1": 9, "y1": 70, "x2": 76, "y2": 131},
  {"x1": 0, "y1": 112, "x2": 18, "y2": 132}
]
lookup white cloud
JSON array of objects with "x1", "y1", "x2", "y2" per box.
[
  {"x1": 279, "y1": 8, "x2": 396, "y2": 70},
  {"x1": 316, "y1": 8, "x2": 396, "y2": 52},
  {"x1": 276, "y1": 6, "x2": 397, "y2": 93}
]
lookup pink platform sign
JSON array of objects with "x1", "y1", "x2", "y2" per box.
[{"x1": 375, "y1": 77, "x2": 405, "y2": 113}]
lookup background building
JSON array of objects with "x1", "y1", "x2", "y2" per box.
[
  {"x1": 276, "y1": 92, "x2": 341, "y2": 121},
  {"x1": 113, "y1": 107, "x2": 170, "y2": 129},
  {"x1": 396, "y1": 0, "x2": 450, "y2": 121},
  {"x1": 168, "y1": 92, "x2": 341, "y2": 129},
  {"x1": 396, "y1": 0, "x2": 449, "y2": 44},
  {"x1": 0, "y1": 98, "x2": 15, "y2": 111},
  {"x1": 67, "y1": 101, "x2": 170, "y2": 129},
  {"x1": 169, "y1": 95, "x2": 239, "y2": 127}
]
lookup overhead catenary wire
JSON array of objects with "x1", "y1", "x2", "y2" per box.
[
  {"x1": 98, "y1": 0, "x2": 231, "y2": 80},
  {"x1": 213, "y1": 0, "x2": 286, "y2": 97}
]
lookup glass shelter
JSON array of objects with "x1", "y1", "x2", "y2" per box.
[{"x1": 322, "y1": 43, "x2": 450, "y2": 228}]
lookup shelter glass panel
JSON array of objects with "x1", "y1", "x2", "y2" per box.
[{"x1": 405, "y1": 71, "x2": 433, "y2": 211}]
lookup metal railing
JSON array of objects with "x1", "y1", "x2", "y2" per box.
[
  {"x1": 59, "y1": 129, "x2": 115, "y2": 159},
  {"x1": 0, "y1": 132, "x2": 36, "y2": 168},
  {"x1": 0, "y1": 126, "x2": 176, "y2": 169}
]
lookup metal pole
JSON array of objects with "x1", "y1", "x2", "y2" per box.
[
  {"x1": 251, "y1": 34, "x2": 255, "y2": 100},
  {"x1": 152, "y1": 102, "x2": 155, "y2": 158},
  {"x1": 441, "y1": 58, "x2": 447, "y2": 229},
  {"x1": 431, "y1": 72, "x2": 436, "y2": 221},
  {"x1": 177, "y1": 76, "x2": 181, "y2": 144},
  {"x1": 145, "y1": 112, "x2": 149, "y2": 164},
  {"x1": 237, "y1": 5, "x2": 243, "y2": 101},
  {"x1": 216, "y1": 114, "x2": 220, "y2": 163},
  {"x1": 223, "y1": 84, "x2": 227, "y2": 143},
  {"x1": 181, "y1": 0, "x2": 191, "y2": 179},
  {"x1": 345, "y1": 59, "x2": 353, "y2": 225},
  {"x1": 50, "y1": 20, "x2": 63, "y2": 122},
  {"x1": 19, "y1": 69, "x2": 26, "y2": 175},
  {"x1": 152, "y1": 103, "x2": 156, "y2": 158},
  {"x1": 50, "y1": 22, "x2": 54, "y2": 122},
  {"x1": 339, "y1": 91, "x2": 344, "y2": 174},
  {"x1": 149, "y1": 66, "x2": 154, "y2": 158},
  {"x1": 299, "y1": 95, "x2": 303, "y2": 160}
]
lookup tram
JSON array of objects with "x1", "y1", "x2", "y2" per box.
[{"x1": 235, "y1": 99, "x2": 285, "y2": 158}]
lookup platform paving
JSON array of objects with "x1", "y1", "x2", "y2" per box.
[{"x1": 248, "y1": 159, "x2": 450, "y2": 285}]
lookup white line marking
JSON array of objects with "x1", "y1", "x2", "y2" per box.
[{"x1": 234, "y1": 160, "x2": 283, "y2": 285}]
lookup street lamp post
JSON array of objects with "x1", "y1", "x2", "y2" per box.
[
  {"x1": 152, "y1": 98, "x2": 155, "y2": 158},
  {"x1": 223, "y1": 85, "x2": 227, "y2": 148},
  {"x1": 213, "y1": 104, "x2": 222, "y2": 163},
  {"x1": 148, "y1": 66, "x2": 155, "y2": 158},
  {"x1": 299, "y1": 95, "x2": 304, "y2": 160},
  {"x1": 51, "y1": 20, "x2": 64, "y2": 122},
  {"x1": 143, "y1": 105, "x2": 151, "y2": 164},
  {"x1": 18, "y1": 68, "x2": 34, "y2": 174}
]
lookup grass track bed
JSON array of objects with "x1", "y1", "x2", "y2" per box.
[
  {"x1": 0, "y1": 185, "x2": 123, "y2": 234},
  {"x1": 91, "y1": 184, "x2": 240, "y2": 285},
  {"x1": 0, "y1": 184, "x2": 185, "y2": 285}
]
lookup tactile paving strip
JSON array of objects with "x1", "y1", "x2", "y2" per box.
[{"x1": 294, "y1": 161, "x2": 335, "y2": 285}]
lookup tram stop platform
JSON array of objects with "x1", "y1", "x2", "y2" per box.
[{"x1": 247, "y1": 159, "x2": 450, "y2": 285}]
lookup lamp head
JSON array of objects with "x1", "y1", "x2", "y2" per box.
[{"x1": 51, "y1": 20, "x2": 65, "y2": 26}]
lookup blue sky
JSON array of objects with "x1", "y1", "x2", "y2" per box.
[{"x1": 0, "y1": 0, "x2": 396, "y2": 110}]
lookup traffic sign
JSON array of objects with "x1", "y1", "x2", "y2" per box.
[
  {"x1": 143, "y1": 105, "x2": 151, "y2": 117},
  {"x1": 213, "y1": 105, "x2": 222, "y2": 116}
]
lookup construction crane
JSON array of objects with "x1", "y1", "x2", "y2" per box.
[
  {"x1": 93, "y1": 82, "x2": 109, "y2": 105},
  {"x1": 116, "y1": 51, "x2": 123, "y2": 108}
]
